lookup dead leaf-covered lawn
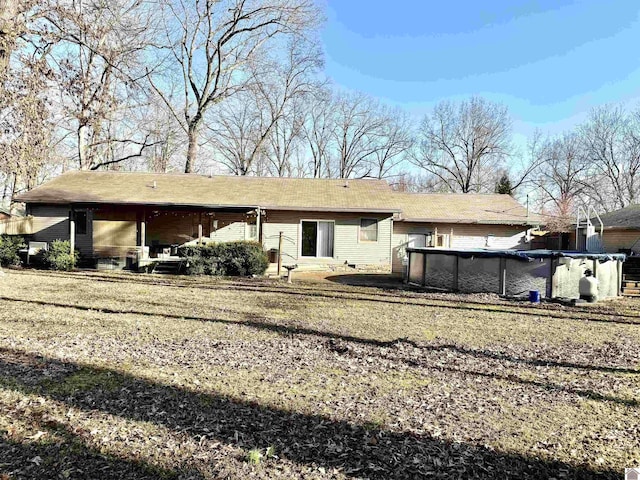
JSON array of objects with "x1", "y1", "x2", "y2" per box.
[{"x1": 0, "y1": 269, "x2": 638, "y2": 479}]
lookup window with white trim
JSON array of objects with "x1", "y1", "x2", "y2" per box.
[{"x1": 359, "y1": 218, "x2": 378, "y2": 242}]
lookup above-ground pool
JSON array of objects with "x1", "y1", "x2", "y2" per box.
[{"x1": 405, "y1": 248, "x2": 626, "y2": 299}]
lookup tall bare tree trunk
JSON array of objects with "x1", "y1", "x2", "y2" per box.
[{"x1": 185, "y1": 121, "x2": 200, "y2": 173}]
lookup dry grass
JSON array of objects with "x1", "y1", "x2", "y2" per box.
[{"x1": 0, "y1": 269, "x2": 638, "y2": 479}]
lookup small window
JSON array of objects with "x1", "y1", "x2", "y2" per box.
[
  {"x1": 435, "y1": 234, "x2": 449, "y2": 248},
  {"x1": 486, "y1": 234, "x2": 495, "y2": 247},
  {"x1": 360, "y1": 218, "x2": 378, "y2": 242},
  {"x1": 73, "y1": 210, "x2": 87, "y2": 235},
  {"x1": 247, "y1": 224, "x2": 258, "y2": 240}
]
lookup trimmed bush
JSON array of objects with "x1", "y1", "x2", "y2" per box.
[
  {"x1": 178, "y1": 241, "x2": 268, "y2": 276},
  {"x1": 0, "y1": 234, "x2": 24, "y2": 266},
  {"x1": 42, "y1": 240, "x2": 77, "y2": 271}
]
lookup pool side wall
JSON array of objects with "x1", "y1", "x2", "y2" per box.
[{"x1": 406, "y1": 249, "x2": 623, "y2": 299}]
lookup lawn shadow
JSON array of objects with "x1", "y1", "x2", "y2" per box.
[
  {"x1": 323, "y1": 273, "x2": 406, "y2": 289},
  {"x1": 9, "y1": 270, "x2": 640, "y2": 325},
  {"x1": 0, "y1": 414, "x2": 199, "y2": 480},
  {"x1": 0, "y1": 347, "x2": 618, "y2": 479},
  {"x1": 2, "y1": 294, "x2": 639, "y2": 404}
]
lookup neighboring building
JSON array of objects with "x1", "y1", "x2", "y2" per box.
[
  {"x1": 596, "y1": 204, "x2": 640, "y2": 254},
  {"x1": 390, "y1": 193, "x2": 537, "y2": 273},
  {"x1": 0, "y1": 206, "x2": 11, "y2": 220},
  {"x1": 14, "y1": 171, "x2": 539, "y2": 272}
]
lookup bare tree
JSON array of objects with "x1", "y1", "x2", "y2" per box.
[
  {"x1": 42, "y1": 0, "x2": 160, "y2": 170},
  {"x1": 301, "y1": 85, "x2": 334, "y2": 177},
  {"x1": 209, "y1": 97, "x2": 267, "y2": 175},
  {"x1": 580, "y1": 104, "x2": 640, "y2": 210},
  {"x1": 331, "y1": 91, "x2": 386, "y2": 178},
  {"x1": 532, "y1": 132, "x2": 591, "y2": 222},
  {"x1": 412, "y1": 96, "x2": 512, "y2": 193},
  {"x1": 150, "y1": 0, "x2": 320, "y2": 173},
  {"x1": 208, "y1": 40, "x2": 320, "y2": 175},
  {"x1": 370, "y1": 107, "x2": 413, "y2": 179},
  {"x1": 265, "y1": 99, "x2": 305, "y2": 176},
  {"x1": 0, "y1": 1, "x2": 62, "y2": 202}
]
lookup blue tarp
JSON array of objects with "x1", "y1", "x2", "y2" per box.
[{"x1": 405, "y1": 248, "x2": 626, "y2": 263}]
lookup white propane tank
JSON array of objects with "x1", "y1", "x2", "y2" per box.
[{"x1": 579, "y1": 271, "x2": 598, "y2": 302}]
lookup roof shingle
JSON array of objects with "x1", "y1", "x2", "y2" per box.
[
  {"x1": 15, "y1": 171, "x2": 538, "y2": 225},
  {"x1": 393, "y1": 192, "x2": 537, "y2": 225},
  {"x1": 15, "y1": 171, "x2": 400, "y2": 213},
  {"x1": 596, "y1": 204, "x2": 640, "y2": 229}
]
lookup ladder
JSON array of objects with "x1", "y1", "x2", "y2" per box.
[{"x1": 575, "y1": 205, "x2": 604, "y2": 253}]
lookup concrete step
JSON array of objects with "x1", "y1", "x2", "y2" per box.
[
  {"x1": 622, "y1": 287, "x2": 640, "y2": 295},
  {"x1": 152, "y1": 261, "x2": 182, "y2": 274}
]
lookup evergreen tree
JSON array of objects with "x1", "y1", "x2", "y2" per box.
[{"x1": 495, "y1": 173, "x2": 513, "y2": 194}]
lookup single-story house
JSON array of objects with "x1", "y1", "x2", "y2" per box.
[
  {"x1": 390, "y1": 193, "x2": 537, "y2": 273},
  {"x1": 595, "y1": 204, "x2": 640, "y2": 254},
  {"x1": 13, "y1": 171, "x2": 539, "y2": 272},
  {"x1": 14, "y1": 171, "x2": 400, "y2": 269}
]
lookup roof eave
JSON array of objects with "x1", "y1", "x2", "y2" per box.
[
  {"x1": 399, "y1": 217, "x2": 537, "y2": 226},
  {"x1": 18, "y1": 198, "x2": 400, "y2": 214},
  {"x1": 264, "y1": 205, "x2": 400, "y2": 214}
]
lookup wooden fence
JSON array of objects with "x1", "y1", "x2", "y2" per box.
[{"x1": 0, "y1": 216, "x2": 33, "y2": 235}]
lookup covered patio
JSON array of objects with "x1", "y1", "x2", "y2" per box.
[{"x1": 72, "y1": 203, "x2": 261, "y2": 270}]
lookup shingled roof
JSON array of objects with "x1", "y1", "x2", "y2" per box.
[
  {"x1": 393, "y1": 192, "x2": 537, "y2": 225},
  {"x1": 597, "y1": 204, "x2": 640, "y2": 229},
  {"x1": 14, "y1": 171, "x2": 400, "y2": 213},
  {"x1": 15, "y1": 171, "x2": 540, "y2": 225}
]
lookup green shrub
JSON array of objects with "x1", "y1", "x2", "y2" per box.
[
  {"x1": 0, "y1": 234, "x2": 24, "y2": 266},
  {"x1": 42, "y1": 240, "x2": 77, "y2": 271},
  {"x1": 178, "y1": 241, "x2": 268, "y2": 276}
]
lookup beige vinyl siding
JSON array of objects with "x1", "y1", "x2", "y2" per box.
[
  {"x1": 447, "y1": 224, "x2": 529, "y2": 250},
  {"x1": 147, "y1": 212, "x2": 200, "y2": 245},
  {"x1": 262, "y1": 210, "x2": 392, "y2": 266},
  {"x1": 93, "y1": 210, "x2": 137, "y2": 257},
  {"x1": 601, "y1": 228, "x2": 640, "y2": 253},
  {"x1": 392, "y1": 222, "x2": 430, "y2": 273},
  {"x1": 391, "y1": 221, "x2": 530, "y2": 273},
  {"x1": 147, "y1": 212, "x2": 248, "y2": 245},
  {"x1": 210, "y1": 213, "x2": 247, "y2": 242}
]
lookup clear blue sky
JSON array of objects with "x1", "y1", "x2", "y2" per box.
[{"x1": 321, "y1": 0, "x2": 640, "y2": 144}]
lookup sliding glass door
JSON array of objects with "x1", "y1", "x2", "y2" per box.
[{"x1": 301, "y1": 220, "x2": 334, "y2": 257}]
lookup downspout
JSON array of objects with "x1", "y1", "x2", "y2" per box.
[{"x1": 389, "y1": 216, "x2": 393, "y2": 272}]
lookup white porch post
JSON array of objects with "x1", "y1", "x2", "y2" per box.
[
  {"x1": 69, "y1": 209, "x2": 75, "y2": 258},
  {"x1": 198, "y1": 212, "x2": 203, "y2": 245},
  {"x1": 140, "y1": 210, "x2": 146, "y2": 258}
]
